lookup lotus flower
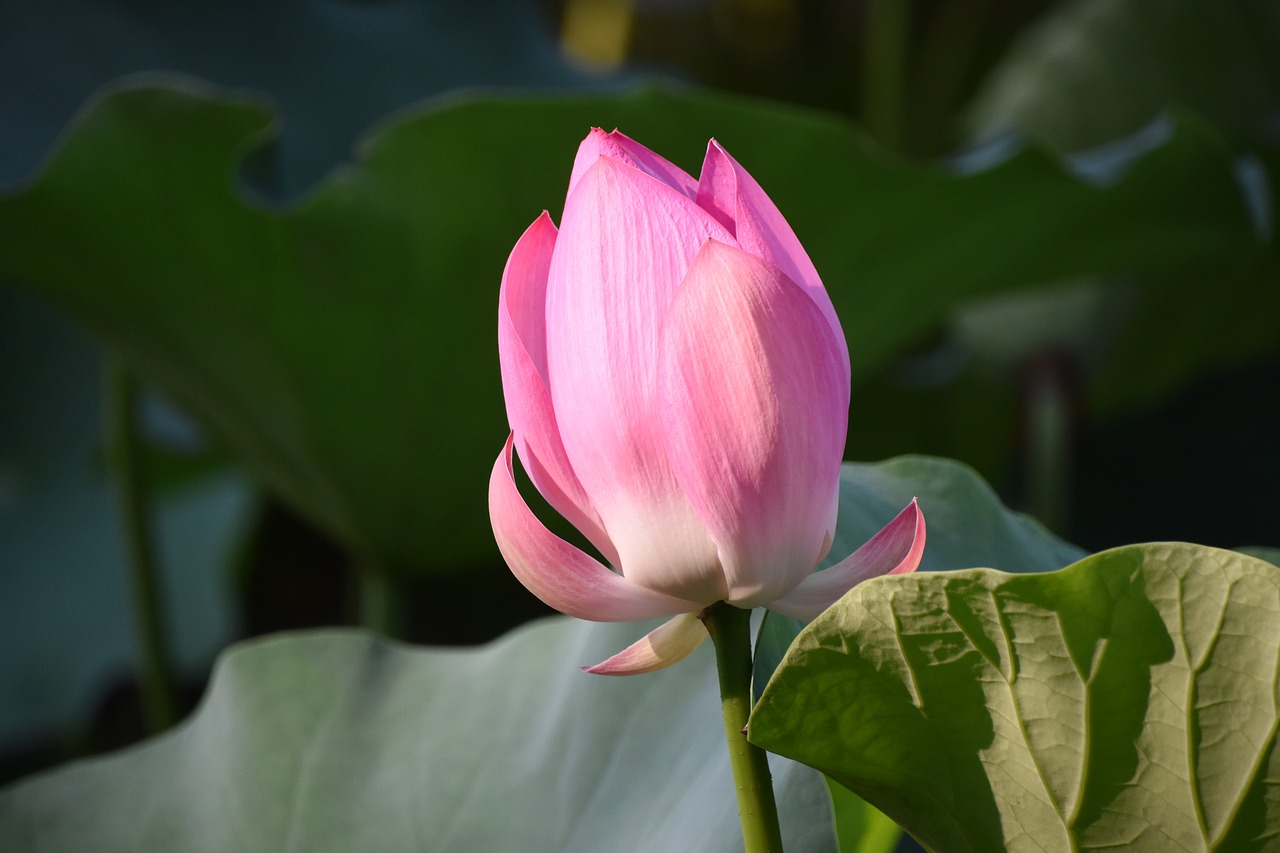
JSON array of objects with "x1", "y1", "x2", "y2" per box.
[{"x1": 489, "y1": 128, "x2": 925, "y2": 675}]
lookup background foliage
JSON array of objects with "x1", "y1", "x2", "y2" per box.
[
  {"x1": 1, "y1": 0, "x2": 1277, "y2": 849},
  {"x1": 0, "y1": 459, "x2": 1081, "y2": 852}
]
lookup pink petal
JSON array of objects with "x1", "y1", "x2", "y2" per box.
[
  {"x1": 659, "y1": 240, "x2": 850, "y2": 609},
  {"x1": 582, "y1": 612, "x2": 709, "y2": 676},
  {"x1": 489, "y1": 436, "x2": 698, "y2": 621},
  {"x1": 498, "y1": 213, "x2": 617, "y2": 564},
  {"x1": 568, "y1": 128, "x2": 698, "y2": 201},
  {"x1": 545, "y1": 155, "x2": 735, "y2": 604},
  {"x1": 696, "y1": 140, "x2": 849, "y2": 380},
  {"x1": 768, "y1": 499, "x2": 926, "y2": 621}
]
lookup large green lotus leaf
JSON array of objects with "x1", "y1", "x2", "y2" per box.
[
  {"x1": 0, "y1": 78, "x2": 1257, "y2": 572},
  {"x1": 751, "y1": 543, "x2": 1280, "y2": 852},
  {"x1": 0, "y1": 620, "x2": 836, "y2": 852},
  {"x1": 753, "y1": 456, "x2": 1084, "y2": 850},
  {"x1": 760, "y1": 456, "x2": 1085, "y2": 850}
]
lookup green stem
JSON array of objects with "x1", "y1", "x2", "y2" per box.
[
  {"x1": 863, "y1": 0, "x2": 911, "y2": 152},
  {"x1": 356, "y1": 561, "x2": 400, "y2": 637},
  {"x1": 1025, "y1": 355, "x2": 1073, "y2": 536},
  {"x1": 104, "y1": 355, "x2": 177, "y2": 732},
  {"x1": 702, "y1": 602, "x2": 784, "y2": 853}
]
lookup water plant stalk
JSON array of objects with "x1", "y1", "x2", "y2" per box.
[
  {"x1": 703, "y1": 602, "x2": 784, "y2": 853},
  {"x1": 104, "y1": 355, "x2": 177, "y2": 732}
]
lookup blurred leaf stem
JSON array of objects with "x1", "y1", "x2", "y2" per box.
[
  {"x1": 1023, "y1": 354, "x2": 1075, "y2": 536},
  {"x1": 356, "y1": 562, "x2": 401, "y2": 638},
  {"x1": 104, "y1": 354, "x2": 177, "y2": 732},
  {"x1": 863, "y1": 0, "x2": 911, "y2": 151}
]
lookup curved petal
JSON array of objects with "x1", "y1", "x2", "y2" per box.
[
  {"x1": 489, "y1": 436, "x2": 698, "y2": 621},
  {"x1": 499, "y1": 213, "x2": 617, "y2": 564},
  {"x1": 768, "y1": 499, "x2": 926, "y2": 621},
  {"x1": 696, "y1": 140, "x2": 849, "y2": 380},
  {"x1": 660, "y1": 240, "x2": 850, "y2": 608},
  {"x1": 546, "y1": 155, "x2": 735, "y2": 604},
  {"x1": 568, "y1": 128, "x2": 698, "y2": 201},
  {"x1": 582, "y1": 612, "x2": 708, "y2": 676}
]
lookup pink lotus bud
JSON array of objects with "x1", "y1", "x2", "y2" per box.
[{"x1": 489, "y1": 129, "x2": 924, "y2": 674}]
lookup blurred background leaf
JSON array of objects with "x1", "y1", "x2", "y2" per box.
[
  {"x1": 0, "y1": 453, "x2": 1085, "y2": 853},
  {"x1": 0, "y1": 289, "x2": 251, "y2": 774},
  {"x1": 0, "y1": 623, "x2": 837, "y2": 853},
  {"x1": 0, "y1": 0, "x2": 636, "y2": 197},
  {"x1": 1, "y1": 80, "x2": 1260, "y2": 577},
  {"x1": 965, "y1": 0, "x2": 1280, "y2": 152},
  {"x1": 2, "y1": 0, "x2": 1278, "y2": 809},
  {"x1": 0, "y1": 0, "x2": 629, "y2": 778}
]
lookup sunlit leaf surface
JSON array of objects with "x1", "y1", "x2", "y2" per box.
[
  {"x1": 756, "y1": 456, "x2": 1085, "y2": 851},
  {"x1": 752, "y1": 544, "x2": 1280, "y2": 852}
]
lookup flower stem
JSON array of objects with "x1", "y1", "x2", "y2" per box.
[
  {"x1": 104, "y1": 355, "x2": 177, "y2": 733},
  {"x1": 863, "y1": 0, "x2": 911, "y2": 152},
  {"x1": 1023, "y1": 353, "x2": 1075, "y2": 536},
  {"x1": 702, "y1": 602, "x2": 784, "y2": 853},
  {"x1": 356, "y1": 561, "x2": 400, "y2": 637}
]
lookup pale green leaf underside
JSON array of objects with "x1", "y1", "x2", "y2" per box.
[
  {"x1": 751, "y1": 543, "x2": 1280, "y2": 853},
  {"x1": 0, "y1": 621, "x2": 835, "y2": 852},
  {"x1": 7, "y1": 455, "x2": 1062, "y2": 853}
]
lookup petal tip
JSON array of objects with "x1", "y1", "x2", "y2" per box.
[
  {"x1": 579, "y1": 613, "x2": 708, "y2": 676},
  {"x1": 489, "y1": 439, "x2": 696, "y2": 622}
]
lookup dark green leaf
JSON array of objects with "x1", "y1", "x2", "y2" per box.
[
  {"x1": 961, "y1": 0, "x2": 1280, "y2": 416},
  {"x1": 0, "y1": 79, "x2": 1257, "y2": 571},
  {"x1": 966, "y1": 0, "x2": 1280, "y2": 151}
]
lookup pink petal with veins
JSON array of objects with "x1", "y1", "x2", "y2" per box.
[
  {"x1": 568, "y1": 128, "x2": 698, "y2": 201},
  {"x1": 660, "y1": 240, "x2": 849, "y2": 608},
  {"x1": 545, "y1": 155, "x2": 736, "y2": 604},
  {"x1": 498, "y1": 212, "x2": 617, "y2": 564},
  {"x1": 696, "y1": 140, "x2": 849, "y2": 381}
]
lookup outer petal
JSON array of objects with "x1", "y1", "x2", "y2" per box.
[
  {"x1": 660, "y1": 240, "x2": 850, "y2": 608},
  {"x1": 581, "y1": 612, "x2": 708, "y2": 676},
  {"x1": 568, "y1": 127, "x2": 698, "y2": 201},
  {"x1": 546, "y1": 155, "x2": 736, "y2": 604},
  {"x1": 489, "y1": 436, "x2": 698, "y2": 621},
  {"x1": 696, "y1": 140, "x2": 849, "y2": 381},
  {"x1": 768, "y1": 499, "x2": 926, "y2": 621},
  {"x1": 499, "y1": 212, "x2": 617, "y2": 564}
]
